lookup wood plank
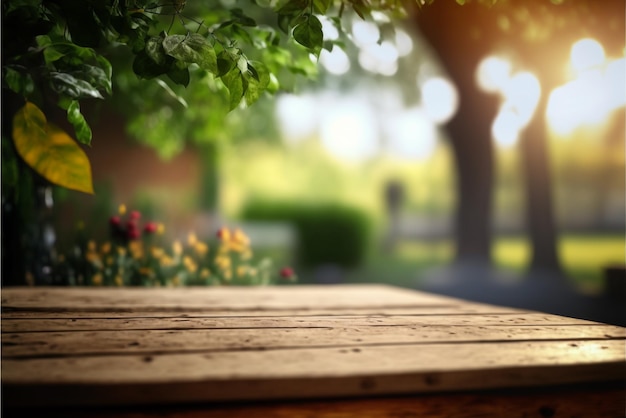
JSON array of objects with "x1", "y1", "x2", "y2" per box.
[
  {"x1": 0, "y1": 312, "x2": 603, "y2": 334},
  {"x1": 0, "y1": 285, "x2": 473, "y2": 311},
  {"x1": 3, "y1": 324, "x2": 623, "y2": 358},
  {"x1": 1, "y1": 303, "x2": 524, "y2": 319},
  {"x1": 3, "y1": 340, "x2": 623, "y2": 407}
]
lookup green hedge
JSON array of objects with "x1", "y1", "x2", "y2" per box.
[{"x1": 240, "y1": 201, "x2": 372, "y2": 268}]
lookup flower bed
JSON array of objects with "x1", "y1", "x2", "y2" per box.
[{"x1": 53, "y1": 205, "x2": 296, "y2": 286}]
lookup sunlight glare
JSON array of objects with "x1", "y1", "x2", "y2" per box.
[
  {"x1": 477, "y1": 56, "x2": 512, "y2": 93},
  {"x1": 570, "y1": 38, "x2": 605, "y2": 74},
  {"x1": 320, "y1": 101, "x2": 379, "y2": 162},
  {"x1": 358, "y1": 41, "x2": 399, "y2": 76},
  {"x1": 492, "y1": 109, "x2": 521, "y2": 148},
  {"x1": 421, "y1": 77, "x2": 459, "y2": 124},
  {"x1": 395, "y1": 29, "x2": 413, "y2": 57},
  {"x1": 606, "y1": 58, "x2": 626, "y2": 109},
  {"x1": 503, "y1": 71, "x2": 541, "y2": 126},
  {"x1": 352, "y1": 20, "x2": 380, "y2": 46},
  {"x1": 547, "y1": 38, "x2": 624, "y2": 136},
  {"x1": 386, "y1": 108, "x2": 437, "y2": 160},
  {"x1": 276, "y1": 94, "x2": 318, "y2": 142},
  {"x1": 320, "y1": 16, "x2": 339, "y2": 41},
  {"x1": 484, "y1": 66, "x2": 541, "y2": 147},
  {"x1": 320, "y1": 47, "x2": 351, "y2": 75}
]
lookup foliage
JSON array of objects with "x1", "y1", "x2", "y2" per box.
[
  {"x1": 1, "y1": 0, "x2": 410, "y2": 193},
  {"x1": 53, "y1": 205, "x2": 297, "y2": 286},
  {"x1": 240, "y1": 200, "x2": 372, "y2": 268}
]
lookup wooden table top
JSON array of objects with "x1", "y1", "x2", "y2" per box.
[{"x1": 2, "y1": 284, "x2": 624, "y2": 415}]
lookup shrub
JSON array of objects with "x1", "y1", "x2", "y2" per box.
[{"x1": 240, "y1": 200, "x2": 372, "y2": 268}]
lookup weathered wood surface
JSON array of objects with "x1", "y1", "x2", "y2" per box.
[{"x1": 2, "y1": 284, "x2": 624, "y2": 409}]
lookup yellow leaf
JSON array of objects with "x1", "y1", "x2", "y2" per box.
[{"x1": 12, "y1": 102, "x2": 94, "y2": 194}]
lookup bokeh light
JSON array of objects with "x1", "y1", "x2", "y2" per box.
[
  {"x1": 421, "y1": 77, "x2": 459, "y2": 124},
  {"x1": 570, "y1": 38, "x2": 605, "y2": 74},
  {"x1": 320, "y1": 47, "x2": 351, "y2": 75},
  {"x1": 477, "y1": 56, "x2": 512, "y2": 93},
  {"x1": 547, "y1": 38, "x2": 624, "y2": 136},
  {"x1": 477, "y1": 56, "x2": 541, "y2": 147}
]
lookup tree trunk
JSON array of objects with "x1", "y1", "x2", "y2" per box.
[
  {"x1": 446, "y1": 84, "x2": 497, "y2": 262},
  {"x1": 414, "y1": 2, "x2": 499, "y2": 264},
  {"x1": 519, "y1": 94, "x2": 561, "y2": 272}
]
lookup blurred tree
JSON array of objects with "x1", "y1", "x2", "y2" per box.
[{"x1": 413, "y1": 0, "x2": 624, "y2": 274}]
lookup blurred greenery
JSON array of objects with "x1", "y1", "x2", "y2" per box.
[
  {"x1": 240, "y1": 199, "x2": 373, "y2": 268},
  {"x1": 285, "y1": 234, "x2": 623, "y2": 293}
]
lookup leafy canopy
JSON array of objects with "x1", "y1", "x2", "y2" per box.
[{"x1": 2, "y1": 0, "x2": 411, "y2": 194}]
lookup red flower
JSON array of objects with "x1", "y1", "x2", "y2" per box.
[
  {"x1": 109, "y1": 216, "x2": 121, "y2": 226},
  {"x1": 127, "y1": 228, "x2": 141, "y2": 240},
  {"x1": 129, "y1": 210, "x2": 141, "y2": 220},
  {"x1": 144, "y1": 222, "x2": 158, "y2": 234},
  {"x1": 280, "y1": 267, "x2": 294, "y2": 279}
]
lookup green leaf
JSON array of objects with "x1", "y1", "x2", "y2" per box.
[
  {"x1": 245, "y1": 61, "x2": 270, "y2": 106},
  {"x1": 49, "y1": 72, "x2": 104, "y2": 99},
  {"x1": 132, "y1": 51, "x2": 170, "y2": 79},
  {"x1": 66, "y1": 101, "x2": 92, "y2": 145},
  {"x1": 162, "y1": 34, "x2": 218, "y2": 74},
  {"x1": 351, "y1": 0, "x2": 372, "y2": 20},
  {"x1": 3, "y1": 66, "x2": 34, "y2": 96},
  {"x1": 276, "y1": 0, "x2": 309, "y2": 15},
  {"x1": 277, "y1": 14, "x2": 292, "y2": 34},
  {"x1": 222, "y1": 68, "x2": 246, "y2": 111},
  {"x1": 42, "y1": 45, "x2": 66, "y2": 64},
  {"x1": 293, "y1": 15, "x2": 323, "y2": 54},
  {"x1": 167, "y1": 65, "x2": 190, "y2": 87},
  {"x1": 73, "y1": 64, "x2": 112, "y2": 95},
  {"x1": 217, "y1": 50, "x2": 237, "y2": 77},
  {"x1": 35, "y1": 35, "x2": 53, "y2": 48},
  {"x1": 313, "y1": 0, "x2": 332, "y2": 14},
  {"x1": 145, "y1": 35, "x2": 168, "y2": 66},
  {"x1": 12, "y1": 102, "x2": 93, "y2": 194}
]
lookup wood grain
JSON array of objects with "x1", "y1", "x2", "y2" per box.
[
  {"x1": 1, "y1": 312, "x2": 602, "y2": 333},
  {"x1": 3, "y1": 324, "x2": 624, "y2": 358},
  {"x1": 2, "y1": 285, "x2": 624, "y2": 411},
  {"x1": 1, "y1": 285, "x2": 460, "y2": 311}
]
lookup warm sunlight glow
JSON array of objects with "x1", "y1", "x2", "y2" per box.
[
  {"x1": 421, "y1": 77, "x2": 459, "y2": 124},
  {"x1": 547, "y1": 39, "x2": 624, "y2": 136},
  {"x1": 477, "y1": 55, "x2": 541, "y2": 147}
]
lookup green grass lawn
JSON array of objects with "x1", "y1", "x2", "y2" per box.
[
  {"x1": 265, "y1": 233, "x2": 623, "y2": 293},
  {"x1": 337, "y1": 234, "x2": 624, "y2": 292}
]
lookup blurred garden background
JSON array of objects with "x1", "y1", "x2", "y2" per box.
[{"x1": 2, "y1": 1, "x2": 624, "y2": 322}]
